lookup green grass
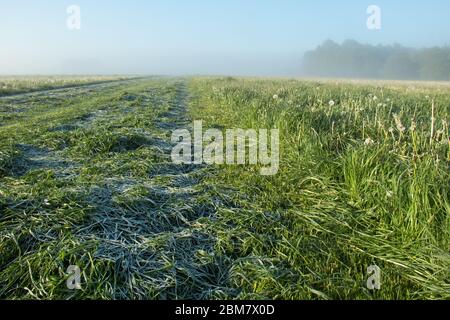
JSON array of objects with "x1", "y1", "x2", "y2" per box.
[
  {"x1": 188, "y1": 77, "x2": 449, "y2": 299},
  {"x1": 0, "y1": 76, "x2": 132, "y2": 97},
  {"x1": 0, "y1": 77, "x2": 448, "y2": 300}
]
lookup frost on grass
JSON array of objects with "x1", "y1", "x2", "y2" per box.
[
  {"x1": 0, "y1": 79, "x2": 229, "y2": 299},
  {"x1": 0, "y1": 77, "x2": 448, "y2": 300}
]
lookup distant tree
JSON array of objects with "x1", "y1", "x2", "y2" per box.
[
  {"x1": 302, "y1": 40, "x2": 450, "y2": 81},
  {"x1": 382, "y1": 51, "x2": 419, "y2": 79},
  {"x1": 417, "y1": 48, "x2": 450, "y2": 80}
]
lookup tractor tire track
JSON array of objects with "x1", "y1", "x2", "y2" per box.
[{"x1": 74, "y1": 80, "x2": 226, "y2": 299}]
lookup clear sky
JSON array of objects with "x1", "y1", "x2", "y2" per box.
[{"x1": 1, "y1": 0, "x2": 449, "y2": 75}]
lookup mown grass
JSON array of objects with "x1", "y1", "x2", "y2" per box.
[
  {"x1": 0, "y1": 77, "x2": 448, "y2": 300},
  {"x1": 188, "y1": 77, "x2": 449, "y2": 299},
  {"x1": 0, "y1": 76, "x2": 132, "y2": 97},
  {"x1": 0, "y1": 78, "x2": 225, "y2": 299}
]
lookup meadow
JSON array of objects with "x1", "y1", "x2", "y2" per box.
[
  {"x1": 0, "y1": 76, "x2": 448, "y2": 299},
  {"x1": 0, "y1": 76, "x2": 131, "y2": 97}
]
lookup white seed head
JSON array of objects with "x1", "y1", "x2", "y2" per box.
[
  {"x1": 393, "y1": 114, "x2": 406, "y2": 133},
  {"x1": 364, "y1": 137, "x2": 374, "y2": 145}
]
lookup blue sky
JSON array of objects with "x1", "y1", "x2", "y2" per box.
[{"x1": 1, "y1": 0, "x2": 449, "y2": 75}]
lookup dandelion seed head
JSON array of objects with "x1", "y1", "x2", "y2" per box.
[
  {"x1": 364, "y1": 137, "x2": 374, "y2": 145},
  {"x1": 410, "y1": 120, "x2": 416, "y2": 132},
  {"x1": 393, "y1": 114, "x2": 406, "y2": 133}
]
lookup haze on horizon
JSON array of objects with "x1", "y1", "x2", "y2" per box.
[{"x1": 1, "y1": 0, "x2": 449, "y2": 76}]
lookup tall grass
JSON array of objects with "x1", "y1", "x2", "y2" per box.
[{"x1": 188, "y1": 77, "x2": 449, "y2": 299}]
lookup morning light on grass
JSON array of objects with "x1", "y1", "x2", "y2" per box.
[{"x1": 0, "y1": 1, "x2": 449, "y2": 312}]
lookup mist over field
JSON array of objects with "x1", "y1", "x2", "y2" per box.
[
  {"x1": 0, "y1": 0, "x2": 449, "y2": 306},
  {"x1": 301, "y1": 40, "x2": 450, "y2": 81},
  {"x1": 1, "y1": 1, "x2": 450, "y2": 78}
]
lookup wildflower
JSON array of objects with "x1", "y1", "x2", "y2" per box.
[
  {"x1": 393, "y1": 114, "x2": 406, "y2": 133},
  {"x1": 373, "y1": 96, "x2": 378, "y2": 101},
  {"x1": 364, "y1": 137, "x2": 374, "y2": 145},
  {"x1": 386, "y1": 191, "x2": 393, "y2": 198},
  {"x1": 409, "y1": 120, "x2": 416, "y2": 132},
  {"x1": 328, "y1": 100, "x2": 335, "y2": 107},
  {"x1": 273, "y1": 94, "x2": 279, "y2": 100},
  {"x1": 43, "y1": 199, "x2": 51, "y2": 206},
  {"x1": 434, "y1": 120, "x2": 445, "y2": 137},
  {"x1": 388, "y1": 127, "x2": 394, "y2": 134}
]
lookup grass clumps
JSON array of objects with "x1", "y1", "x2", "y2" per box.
[
  {"x1": 68, "y1": 130, "x2": 151, "y2": 156},
  {"x1": 0, "y1": 145, "x2": 21, "y2": 177},
  {"x1": 0, "y1": 78, "x2": 229, "y2": 299},
  {"x1": 188, "y1": 78, "x2": 450, "y2": 299},
  {"x1": 0, "y1": 77, "x2": 448, "y2": 300}
]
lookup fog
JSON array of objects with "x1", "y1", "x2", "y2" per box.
[
  {"x1": 301, "y1": 40, "x2": 450, "y2": 81},
  {"x1": 1, "y1": 1, "x2": 449, "y2": 78}
]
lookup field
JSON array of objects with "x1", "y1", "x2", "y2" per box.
[
  {"x1": 0, "y1": 76, "x2": 448, "y2": 299},
  {"x1": 0, "y1": 76, "x2": 131, "y2": 97}
]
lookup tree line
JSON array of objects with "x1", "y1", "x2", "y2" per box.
[{"x1": 302, "y1": 40, "x2": 450, "y2": 81}]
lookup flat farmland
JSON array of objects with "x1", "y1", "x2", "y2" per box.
[{"x1": 0, "y1": 77, "x2": 448, "y2": 299}]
